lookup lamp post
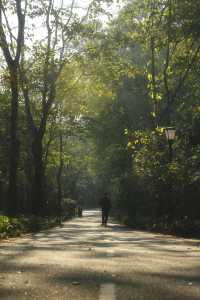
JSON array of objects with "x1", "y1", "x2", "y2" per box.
[
  {"x1": 165, "y1": 127, "x2": 176, "y2": 161},
  {"x1": 165, "y1": 127, "x2": 176, "y2": 219}
]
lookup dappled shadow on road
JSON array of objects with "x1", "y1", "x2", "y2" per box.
[
  {"x1": 0, "y1": 210, "x2": 200, "y2": 257},
  {"x1": 0, "y1": 287, "x2": 27, "y2": 299},
  {"x1": 49, "y1": 266, "x2": 200, "y2": 300},
  {"x1": 1, "y1": 210, "x2": 200, "y2": 299},
  {"x1": 1, "y1": 262, "x2": 200, "y2": 300}
]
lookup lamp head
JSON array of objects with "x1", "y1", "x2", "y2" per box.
[{"x1": 165, "y1": 127, "x2": 176, "y2": 141}]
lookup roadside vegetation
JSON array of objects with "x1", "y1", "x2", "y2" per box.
[
  {"x1": 0, "y1": 215, "x2": 57, "y2": 239},
  {"x1": 0, "y1": 198, "x2": 77, "y2": 238}
]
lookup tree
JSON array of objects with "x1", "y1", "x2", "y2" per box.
[
  {"x1": 19, "y1": 0, "x2": 107, "y2": 215},
  {"x1": 0, "y1": 0, "x2": 26, "y2": 214}
]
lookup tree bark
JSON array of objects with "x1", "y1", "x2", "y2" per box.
[
  {"x1": 57, "y1": 131, "x2": 63, "y2": 225},
  {"x1": 7, "y1": 65, "x2": 19, "y2": 215},
  {"x1": 31, "y1": 135, "x2": 46, "y2": 215},
  {"x1": 0, "y1": 1, "x2": 25, "y2": 215}
]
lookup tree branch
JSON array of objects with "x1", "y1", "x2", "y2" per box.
[
  {"x1": 0, "y1": 2, "x2": 13, "y2": 66},
  {"x1": 15, "y1": 0, "x2": 25, "y2": 64}
]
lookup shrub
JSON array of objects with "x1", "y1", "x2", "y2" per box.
[{"x1": 0, "y1": 216, "x2": 25, "y2": 238}]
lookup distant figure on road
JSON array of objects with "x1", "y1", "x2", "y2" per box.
[
  {"x1": 99, "y1": 193, "x2": 111, "y2": 226},
  {"x1": 77, "y1": 205, "x2": 83, "y2": 217}
]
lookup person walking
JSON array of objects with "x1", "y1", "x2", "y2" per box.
[{"x1": 99, "y1": 193, "x2": 111, "y2": 226}]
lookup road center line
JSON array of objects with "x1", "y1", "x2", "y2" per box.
[{"x1": 99, "y1": 283, "x2": 116, "y2": 300}]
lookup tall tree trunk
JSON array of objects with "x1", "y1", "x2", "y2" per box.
[
  {"x1": 57, "y1": 131, "x2": 63, "y2": 226},
  {"x1": 7, "y1": 66, "x2": 19, "y2": 215},
  {"x1": 0, "y1": 1, "x2": 25, "y2": 215},
  {"x1": 31, "y1": 135, "x2": 46, "y2": 215}
]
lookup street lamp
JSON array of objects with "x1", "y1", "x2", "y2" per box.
[{"x1": 165, "y1": 127, "x2": 176, "y2": 161}]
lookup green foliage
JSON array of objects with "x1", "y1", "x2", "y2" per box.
[
  {"x1": 68, "y1": 0, "x2": 200, "y2": 235},
  {"x1": 0, "y1": 215, "x2": 25, "y2": 238},
  {"x1": 0, "y1": 212, "x2": 77, "y2": 239}
]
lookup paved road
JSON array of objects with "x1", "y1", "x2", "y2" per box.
[{"x1": 0, "y1": 210, "x2": 200, "y2": 300}]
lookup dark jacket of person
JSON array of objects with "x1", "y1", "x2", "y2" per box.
[{"x1": 99, "y1": 195, "x2": 111, "y2": 211}]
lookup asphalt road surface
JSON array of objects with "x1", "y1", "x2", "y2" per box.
[{"x1": 0, "y1": 210, "x2": 200, "y2": 300}]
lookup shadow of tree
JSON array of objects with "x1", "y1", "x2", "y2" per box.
[{"x1": 0, "y1": 210, "x2": 200, "y2": 299}]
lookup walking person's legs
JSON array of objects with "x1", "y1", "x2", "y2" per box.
[
  {"x1": 104, "y1": 209, "x2": 110, "y2": 226},
  {"x1": 102, "y1": 209, "x2": 105, "y2": 225}
]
